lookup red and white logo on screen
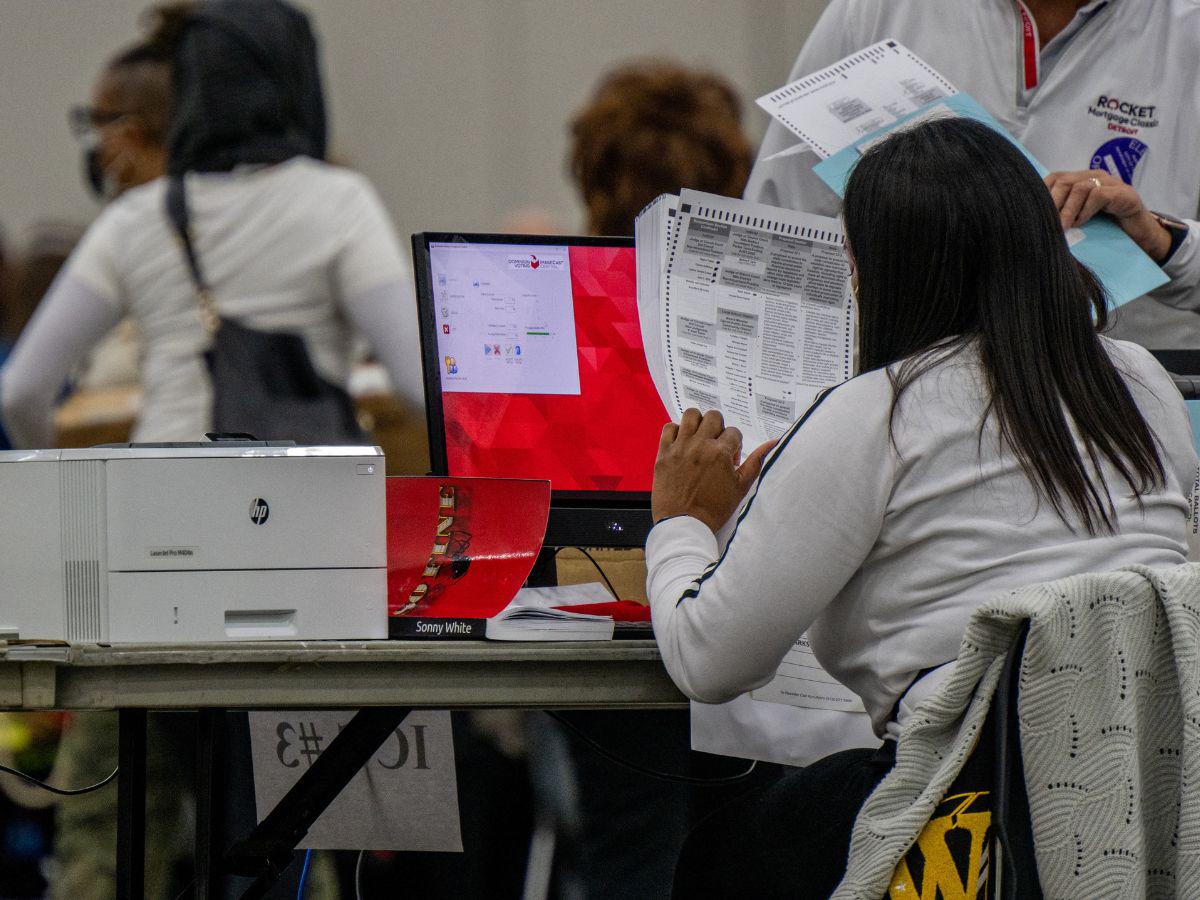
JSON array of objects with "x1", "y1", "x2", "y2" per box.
[{"x1": 506, "y1": 253, "x2": 564, "y2": 271}]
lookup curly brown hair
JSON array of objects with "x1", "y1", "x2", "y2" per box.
[{"x1": 569, "y1": 60, "x2": 753, "y2": 237}]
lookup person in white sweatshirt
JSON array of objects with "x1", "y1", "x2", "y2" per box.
[
  {"x1": 649, "y1": 116, "x2": 1199, "y2": 898},
  {"x1": 746, "y1": 0, "x2": 1200, "y2": 350}
]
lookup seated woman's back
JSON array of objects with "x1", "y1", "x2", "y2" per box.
[
  {"x1": 807, "y1": 335, "x2": 1197, "y2": 733},
  {"x1": 648, "y1": 116, "x2": 1199, "y2": 736}
]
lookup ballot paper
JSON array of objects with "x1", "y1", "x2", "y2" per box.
[
  {"x1": 749, "y1": 634, "x2": 866, "y2": 713},
  {"x1": 634, "y1": 194, "x2": 678, "y2": 414},
  {"x1": 756, "y1": 39, "x2": 955, "y2": 159},
  {"x1": 636, "y1": 190, "x2": 854, "y2": 451},
  {"x1": 636, "y1": 192, "x2": 868, "y2": 762},
  {"x1": 690, "y1": 633, "x2": 876, "y2": 768},
  {"x1": 756, "y1": 40, "x2": 1167, "y2": 308}
]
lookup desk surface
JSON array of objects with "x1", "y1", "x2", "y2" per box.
[{"x1": 0, "y1": 640, "x2": 686, "y2": 711}]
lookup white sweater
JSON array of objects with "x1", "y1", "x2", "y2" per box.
[
  {"x1": 0, "y1": 157, "x2": 424, "y2": 447},
  {"x1": 744, "y1": 0, "x2": 1200, "y2": 349},
  {"x1": 648, "y1": 338, "x2": 1199, "y2": 734}
]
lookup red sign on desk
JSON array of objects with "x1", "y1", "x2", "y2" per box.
[{"x1": 386, "y1": 476, "x2": 550, "y2": 638}]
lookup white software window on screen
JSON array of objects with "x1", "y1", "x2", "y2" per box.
[{"x1": 430, "y1": 243, "x2": 582, "y2": 396}]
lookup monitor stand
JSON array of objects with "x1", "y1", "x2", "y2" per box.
[{"x1": 526, "y1": 546, "x2": 559, "y2": 588}]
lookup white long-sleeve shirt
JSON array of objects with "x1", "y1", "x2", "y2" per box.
[
  {"x1": 648, "y1": 339, "x2": 1199, "y2": 735},
  {"x1": 0, "y1": 157, "x2": 425, "y2": 447},
  {"x1": 745, "y1": 0, "x2": 1200, "y2": 349}
]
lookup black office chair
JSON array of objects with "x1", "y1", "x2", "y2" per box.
[
  {"x1": 884, "y1": 623, "x2": 1041, "y2": 900},
  {"x1": 990, "y1": 621, "x2": 1042, "y2": 900},
  {"x1": 1149, "y1": 349, "x2": 1200, "y2": 399}
]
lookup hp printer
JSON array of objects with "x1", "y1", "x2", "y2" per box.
[{"x1": 0, "y1": 443, "x2": 385, "y2": 642}]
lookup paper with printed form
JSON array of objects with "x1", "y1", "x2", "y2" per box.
[
  {"x1": 750, "y1": 634, "x2": 866, "y2": 713},
  {"x1": 635, "y1": 194, "x2": 678, "y2": 414},
  {"x1": 756, "y1": 39, "x2": 955, "y2": 158},
  {"x1": 638, "y1": 189, "x2": 854, "y2": 451}
]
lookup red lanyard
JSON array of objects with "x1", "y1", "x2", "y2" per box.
[{"x1": 1016, "y1": 2, "x2": 1040, "y2": 90}]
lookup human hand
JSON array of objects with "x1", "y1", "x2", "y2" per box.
[
  {"x1": 1044, "y1": 169, "x2": 1172, "y2": 262},
  {"x1": 651, "y1": 408, "x2": 778, "y2": 533}
]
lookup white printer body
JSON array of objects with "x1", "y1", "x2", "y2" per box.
[{"x1": 0, "y1": 445, "x2": 386, "y2": 642}]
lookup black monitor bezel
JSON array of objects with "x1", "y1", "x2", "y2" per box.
[{"x1": 411, "y1": 232, "x2": 653, "y2": 542}]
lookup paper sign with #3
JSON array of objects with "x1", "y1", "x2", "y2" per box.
[{"x1": 249, "y1": 709, "x2": 461, "y2": 851}]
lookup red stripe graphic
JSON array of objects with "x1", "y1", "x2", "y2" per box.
[{"x1": 1017, "y1": 3, "x2": 1039, "y2": 89}]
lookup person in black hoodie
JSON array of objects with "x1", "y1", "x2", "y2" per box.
[{"x1": 37, "y1": 2, "x2": 422, "y2": 897}]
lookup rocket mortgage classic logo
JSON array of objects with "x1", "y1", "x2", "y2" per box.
[{"x1": 1087, "y1": 94, "x2": 1159, "y2": 134}]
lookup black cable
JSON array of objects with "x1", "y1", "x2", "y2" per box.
[
  {"x1": 558, "y1": 546, "x2": 618, "y2": 598},
  {"x1": 546, "y1": 711, "x2": 756, "y2": 786},
  {"x1": 0, "y1": 761, "x2": 117, "y2": 796},
  {"x1": 172, "y1": 878, "x2": 196, "y2": 900}
]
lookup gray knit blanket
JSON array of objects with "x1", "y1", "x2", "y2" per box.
[{"x1": 834, "y1": 562, "x2": 1200, "y2": 900}]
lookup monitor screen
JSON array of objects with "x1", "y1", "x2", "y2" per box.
[{"x1": 414, "y1": 235, "x2": 668, "y2": 503}]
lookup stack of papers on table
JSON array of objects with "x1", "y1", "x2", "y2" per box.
[{"x1": 486, "y1": 583, "x2": 616, "y2": 642}]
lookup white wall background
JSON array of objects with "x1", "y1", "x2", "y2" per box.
[{"x1": 0, "y1": 0, "x2": 829, "y2": 251}]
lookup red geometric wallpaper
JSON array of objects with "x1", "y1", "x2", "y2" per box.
[{"x1": 443, "y1": 246, "x2": 668, "y2": 492}]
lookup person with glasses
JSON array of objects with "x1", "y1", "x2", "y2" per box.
[
  {"x1": 3, "y1": 2, "x2": 419, "y2": 894},
  {"x1": 70, "y1": 39, "x2": 172, "y2": 201}
]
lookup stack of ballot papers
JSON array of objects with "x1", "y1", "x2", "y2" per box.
[{"x1": 635, "y1": 189, "x2": 854, "y2": 451}]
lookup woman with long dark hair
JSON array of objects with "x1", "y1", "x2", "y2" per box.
[{"x1": 647, "y1": 117, "x2": 1199, "y2": 897}]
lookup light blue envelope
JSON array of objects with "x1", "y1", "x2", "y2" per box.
[{"x1": 812, "y1": 93, "x2": 1168, "y2": 308}]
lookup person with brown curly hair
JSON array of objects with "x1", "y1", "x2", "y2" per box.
[{"x1": 569, "y1": 60, "x2": 752, "y2": 237}]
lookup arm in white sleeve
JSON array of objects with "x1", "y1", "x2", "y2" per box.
[
  {"x1": 332, "y1": 174, "x2": 426, "y2": 411},
  {"x1": 743, "y1": 0, "x2": 859, "y2": 209},
  {"x1": 1, "y1": 276, "x2": 123, "y2": 448},
  {"x1": 340, "y1": 278, "x2": 426, "y2": 412},
  {"x1": 647, "y1": 380, "x2": 895, "y2": 703},
  {"x1": 1150, "y1": 220, "x2": 1200, "y2": 311}
]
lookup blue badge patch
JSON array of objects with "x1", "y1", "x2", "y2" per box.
[{"x1": 1090, "y1": 138, "x2": 1148, "y2": 185}]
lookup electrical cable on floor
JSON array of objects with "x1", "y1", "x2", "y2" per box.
[
  {"x1": 547, "y1": 711, "x2": 756, "y2": 786},
  {"x1": 296, "y1": 848, "x2": 313, "y2": 899},
  {"x1": 355, "y1": 849, "x2": 366, "y2": 900},
  {"x1": 0, "y1": 762, "x2": 117, "y2": 796}
]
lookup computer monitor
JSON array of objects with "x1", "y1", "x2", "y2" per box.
[{"x1": 411, "y1": 233, "x2": 666, "y2": 548}]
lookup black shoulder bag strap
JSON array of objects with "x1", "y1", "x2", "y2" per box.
[{"x1": 165, "y1": 174, "x2": 220, "y2": 335}]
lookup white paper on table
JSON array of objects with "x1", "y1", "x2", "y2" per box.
[
  {"x1": 756, "y1": 39, "x2": 956, "y2": 158},
  {"x1": 749, "y1": 634, "x2": 866, "y2": 712},
  {"x1": 692, "y1": 633, "x2": 876, "y2": 765},
  {"x1": 661, "y1": 189, "x2": 854, "y2": 450},
  {"x1": 691, "y1": 694, "x2": 877, "y2": 767},
  {"x1": 512, "y1": 581, "x2": 615, "y2": 607}
]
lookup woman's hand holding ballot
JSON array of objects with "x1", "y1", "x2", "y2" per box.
[
  {"x1": 651, "y1": 408, "x2": 777, "y2": 534},
  {"x1": 1045, "y1": 169, "x2": 1174, "y2": 263}
]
